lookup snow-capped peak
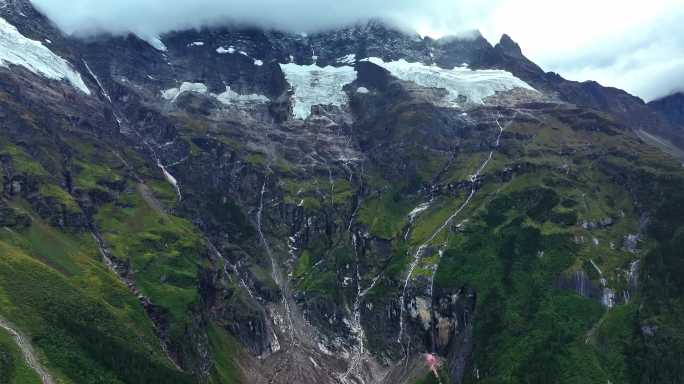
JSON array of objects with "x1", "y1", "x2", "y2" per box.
[
  {"x1": 0, "y1": 16, "x2": 90, "y2": 94},
  {"x1": 366, "y1": 57, "x2": 536, "y2": 107}
]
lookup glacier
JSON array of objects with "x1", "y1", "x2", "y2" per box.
[
  {"x1": 161, "y1": 82, "x2": 269, "y2": 105},
  {"x1": 161, "y1": 82, "x2": 208, "y2": 101},
  {"x1": 279, "y1": 63, "x2": 357, "y2": 120},
  {"x1": 0, "y1": 17, "x2": 90, "y2": 94},
  {"x1": 366, "y1": 57, "x2": 535, "y2": 107},
  {"x1": 143, "y1": 35, "x2": 168, "y2": 52},
  {"x1": 214, "y1": 85, "x2": 269, "y2": 104}
]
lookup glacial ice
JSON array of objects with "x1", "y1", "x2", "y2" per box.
[
  {"x1": 216, "y1": 46, "x2": 234, "y2": 54},
  {"x1": 161, "y1": 82, "x2": 269, "y2": 105},
  {"x1": 214, "y1": 86, "x2": 269, "y2": 104},
  {"x1": 279, "y1": 63, "x2": 357, "y2": 119},
  {"x1": 0, "y1": 17, "x2": 90, "y2": 94},
  {"x1": 145, "y1": 36, "x2": 168, "y2": 52},
  {"x1": 366, "y1": 57, "x2": 535, "y2": 106},
  {"x1": 161, "y1": 82, "x2": 208, "y2": 101},
  {"x1": 337, "y1": 54, "x2": 356, "y2": 64}
]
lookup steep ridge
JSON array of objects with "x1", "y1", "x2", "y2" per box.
[
  {"x1": 0, "y1": 2, "x2": 683, "y2": 383},
  {"x1": 649, "y1": 92, "x2": 684, "y2": 129}
]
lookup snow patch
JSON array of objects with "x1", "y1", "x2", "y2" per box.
[
  {"x1": 214, "y1": 85, "x2": 269, "y2": 105},
  {"x1": 367, "y1": 57, "x2": 535, "y2": 107},
  {"x1": 0, "y1": 17, "x2": 90, "y2": 94},
  {"x1": 145, "y1": 36, "x2": 168, "y2": 52},
  {"x1": 157, "y1": 160, "x2": 182, "y2": 201},
  {"x1": 161, "y1": 82, "x2": 269, "y2": 106},
  {"x1": 279, "y1": 63, "x2": 357, "y2": 119},
  {"x1": 216, "y1": 46, "x2": 237, "y2": 54},
  {"x1": 337, "y1": 54, "x2": 356, "y2": 64},
  {"x1": 161, "y1": 82, "x2": 208, "y2": 101},
  {"x1": 188, "y1": 41, "x2": 204, "y2": 47},
  {"x1": 356, "y1": 86, "x2": 369, "y2": 94},
  {"x1": 318, "y1": 342, "x2": 333, "y2": 355},
  {"x1": 253, "y1": 59, "x2": 263, "y2": 66}
]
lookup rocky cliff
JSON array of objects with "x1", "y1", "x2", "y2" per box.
[{"x1": 0, "y1": 1, "x2": 683, "y2": 383}]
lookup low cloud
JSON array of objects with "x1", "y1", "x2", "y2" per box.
[
  {"x1": 31, "y1": 0, "x2": 684, "y2": 100},
  {"x1": 30, "y1": 0, "x2": 489, "y2": 37}
]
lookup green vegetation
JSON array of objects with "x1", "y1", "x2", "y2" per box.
[
  {"x1": 2, "y1": 54, "x2": 684, "y2": 384},
  {"x1": 207, "y1": 324, "x2": 243, "y2": 384},
  {"x1": 294, "y1": 250, "x2": 312, "y2": 279},
  {"x1": 626, "y1": 178, "x2": 684, "y2": 383},
  {"x1": 296, "y1": 243, "x2": 354, "y2": 298},
  {"x1": 38, "y1": 184, "x2": 79, "y2": 211},
  {"x1": 0, "y1": 142, "x2": 48, "y2": 176},
  {"x1": 414, "y1": 367, "x2": 451, "y2": 384},
  {"x1": 96, "y1": 188, "x2": 202, "y2": 332},
  {"x1": 6, "y1": 207, "x2": 85, "y2": 276},
  {"x1": 281, "y1": 176, "x2": 354, "y2": 213},
  {"x1": 435, "y1": 184, "x2": 608, "y2": 383},
  {"x1": 72, "y1": 159, "x2": 123, "y2": 190},
  {"x1": 0, "y1": 327, "x2": 42, "y2": 384},
  {"x1": 358, "y1": 191, "x2": 414, "y2": 239},
  {"x1": 148, "y1": 179, "x2": 180, "y2": 207},
  {"x1": 0, "y1": 236, "x2": 192, "y2": 384},
  {"x1": 0, "y1": 125, "x2": 204, "y2": 383}
]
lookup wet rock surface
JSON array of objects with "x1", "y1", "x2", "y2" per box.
[{"x1": 0, "y1": 2, "x2": 682, "y2": 383}]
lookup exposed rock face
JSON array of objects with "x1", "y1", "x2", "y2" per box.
[
  {"x1": 0, "y1": 201, "x2": 30, "y2": 228},
  {"x1": 0, "y1": 2, "x2": 681, "y2": 383},
  {"x1": 624, "y1": 234, "x2": 641, "y2": 254},
  {"x1": 649, "y1": 92, "x2": 684, "y2": 132},
  {"x1": 581, "y1": 217, "x2": 614, "y2": 230},
  {"x1": 557, "y1": 270, "x2": 602, "y2": 299}
]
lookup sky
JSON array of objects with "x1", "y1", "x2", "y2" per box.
[{"x1": 31, "y1": 0, "x2": 684, "y2": 101}]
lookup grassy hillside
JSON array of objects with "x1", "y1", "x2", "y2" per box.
[{"x1": 0, "y1": 326, "x2": 42, "y2": 384}]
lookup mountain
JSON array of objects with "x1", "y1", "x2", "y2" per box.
[
  {"x1": 642, "y1": 93, "x2": 684, "y2": 158},
  {"x1": 0, "y1": 1, "x2": 684, "y2": 383},
  {"x1": 649, "y1": 92, "x2": 684, "y2": 128}
]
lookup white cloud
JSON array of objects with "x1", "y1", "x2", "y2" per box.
[
  {"x1": 30, "y1": 0, "x2": 488, "y2": 37},
  {"x1": 30, "y1": 0, "x2": 684, "y2": 100}
]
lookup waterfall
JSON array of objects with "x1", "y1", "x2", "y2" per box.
[
  {"x1": 256, "y1": 178, "x2": 296, "y2": 346},
  {"x1": 397, "y1": 113, "x2": 515, "y2": 350}
]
